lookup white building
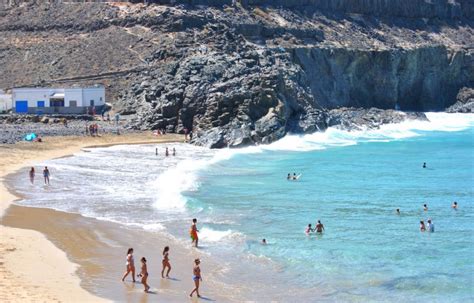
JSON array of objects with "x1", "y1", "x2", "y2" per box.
[
  {"x1": 0, "y1": 89, "x2": 12, "y2": 113},
  {"x1": 11, "y1": 86, "x2": 105, "y2": 114}
]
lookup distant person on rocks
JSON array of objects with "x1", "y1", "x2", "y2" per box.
[
  {"x1": 190, "y1": 218, "x2": 199, "y2": 247},
  {"x1": 121, "y1": 248, "x2": 136, "y2": 283},
  {"x1": 420, "y1": 221, "x2": 426, "y2": 232},
  {"x1": 114, "y1": 113, "x2": 120, "y2": 127},
  {"x1": 43, "y1": 166, "x2": 50, "y2": 185},
  {"x1": 315, "y1": 220, "x2": 325, "y2": 233},
  {"x1": 189, "y1": 131, "x2": 193, "y2": 140},
  {"x1": 427, "y1": 219, "x2": 434, "y2": 232},
  {"x1": 165, "y1": 147, "x2": 169, "y2": 157},
  {"x1": 85, "y1": 123, "x2": 89, "y2": 136},
  {"x1": 452, "y1": 201, "x2": 458, "y2": 209},
  {"x1": 184, "y1": 128, "x2": 189, "y2": 141},
  {"x1": 161, "y1": 246, "x2": 171, "y2": 278},
  {"x1": 189, "y1": 258, "x2": 202, "y2": 298},
  {"x1": 138, "y1": 257, "x2": 150, "y2": 292},
  {"x1": 423, "y1": 204, "x2": 428, "y2": 211},
  {"x1": 423, "y1": 162, "x2": 426, "y2": 168},
  {"x1": 29, "y1": 167, "x2": 35, "y2": 184}
]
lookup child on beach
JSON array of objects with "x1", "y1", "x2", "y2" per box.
[
  {"x1": 190, "y1": 218, "x2": 199, "y2": 247},
  {"x1": 161, "y1": 246, "x2": 171, "y2": 278},
  {"x1": 138, "y1": 257, "x2": 150, "y2": 292},
  {"x1": 43, "y1": 166, "x2": 50, "y2": 185},
  {"x1": 189, "y1": 258, "x2": 202, "y2": 298},
  {"x1": 29, "y1": 167, "x2": 35, "y2": 184},
  {"x1": 121, "y1": 248, "x2": 136, "y2": 283}
]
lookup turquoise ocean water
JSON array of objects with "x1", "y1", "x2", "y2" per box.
[{"x1": 10, "y1": 113, "x2": 474, "y2": 302}]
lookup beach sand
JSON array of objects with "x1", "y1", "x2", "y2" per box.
[{"x1": 0, "y1": 133, "x2": 233, "y2": 302}]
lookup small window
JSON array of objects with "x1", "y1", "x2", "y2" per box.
[
  {"x1": 90, "y1": 100, "x2": 95, "y2": 106},
  {"x1": 69, "y1": 100, "x2": 77, "y2": 107}
]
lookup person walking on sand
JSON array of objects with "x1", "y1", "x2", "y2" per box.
[
  {"x1": 29, "y1": 167, "x2": 35, "y2": 184},
  {"x1": 190, "y1": 218, "x2": 199, "y2": 247},
  {"x1": 165, "y1": 147, "x2": 169, "y2": 157},
  {"x1": 161, "y1": 246, "x2": 171, "y2": 278},
  {"x1": 121, "y1": 248, "x2": 136, "y2": 282},
  {"x1": 315, "y1": 220, "x2": 325, "y2": 233},
  {"x1": 43, "y1": 166, "x2": 50, "y2": 185},
  {"x1": 189, "y1": 258, "x2": 202, "y2": 298},
  {"x1": 138, "y1": 257, "x2": 150, "y2": 292}
]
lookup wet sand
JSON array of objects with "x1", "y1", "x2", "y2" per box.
[{"x1": 0, "y1": 133, "x2": 218, "y2": 302}]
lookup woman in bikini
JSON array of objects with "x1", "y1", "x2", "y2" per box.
[
  {"x1": 139, "y1": 257, "x2": 150, "y2": 292},
  {"x1": 161, "y1": 246, "x2": 171, "y2": 278},
  {"x1": 189, "y1": 258, "x2": 202, "y2": 298},
  {"x1": 121, "y1": 248, "x2": 136, "y2": 282}
]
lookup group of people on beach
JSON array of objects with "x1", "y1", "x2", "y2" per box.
[
  {"x1": 121, "y1": 218, "x2": 203, "y2": 297},
  {"x1": 85, "y1": 123, "x2": 100, "y2": 136},
  {"x1": 29, "y1": 166, "x2": 50, "y2": 185}
]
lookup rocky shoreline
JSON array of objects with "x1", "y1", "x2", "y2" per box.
[{"x1": 0, "y1": 115, "x2": 137, "y2": 144}]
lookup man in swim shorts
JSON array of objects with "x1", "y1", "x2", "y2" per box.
[
  {"x1": 315, "y1": 220, "x2": 325, "y2": 233},
  {"x1": 190, "y1": 218, "x2": 199, "y2": 247}
]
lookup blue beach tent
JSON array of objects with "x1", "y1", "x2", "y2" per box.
[{"x1": 24, "y1": 133, "x2": 37, "y2": 141}]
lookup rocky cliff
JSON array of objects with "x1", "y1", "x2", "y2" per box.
[{"x1": 0, "y1": 1, "x2": 472, "y2": 147}]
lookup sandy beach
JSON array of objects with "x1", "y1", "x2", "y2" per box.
[{"x1": 0, "y1": 133, "x2": 213, "y2": 302}]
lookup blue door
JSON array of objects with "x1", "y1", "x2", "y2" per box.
[
  {"x1": 37, "y1": 101, "x2": 45, "y2": 115},
  {"x1": 15, "y1": 101, "x2": 28, "y2": 113},
  {"x1": 37, "y1": 101, "x2": 45, "y2": 107}
]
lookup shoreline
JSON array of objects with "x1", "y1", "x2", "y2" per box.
[{"x1": 0, "y1": 133, "x2": 191, "y2": 302}]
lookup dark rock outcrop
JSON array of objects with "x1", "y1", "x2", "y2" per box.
[
  {"x1": 446, "y1": 87, "x2": 474, "y2": 113},
  {"x1": 0, "y1": 1, "x2": 472, "y2": 147}
]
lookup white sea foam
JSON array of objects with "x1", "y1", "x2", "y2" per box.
[
  {"x1": 151, "y1": 113, "x2": 473, "y2": 212},
  {"x1": 199, "y1": 227, "x2": 243, "y2": 242}
]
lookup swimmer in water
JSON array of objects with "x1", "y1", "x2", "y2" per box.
[
  {"x1": 292, "y1": 173, "x2": 297, "y2": 180},
  {"x1": 315, "y1": 220, "x2": 325, "y2": 233},
  {"x1": 423, "y1": 204, "x2": 428, "y2": 211},
  {"x1": 423, "y1": 162, "x2": 426, "y2": 168},
  {"x1": 305, "y1": 224, "x2": 314, "y2": 234},
  {"x1": 396, "y1": 208, "x2": 400, "y2": 215},
  {"x1": 452, "y1": 201, "x2": 458, "y2": 209},
  {"x1": 262, "y1": 238, "x2": 267, "y2": 245},
  {"x1": 427, "y1": 219, "x2": 434, "y2": 232},
  {"x1": 287, "y1": 173, "x2": 291, "y2": 180},
  {"x1": 420, "y1": 221, "x2": 426, "y2": 232}
]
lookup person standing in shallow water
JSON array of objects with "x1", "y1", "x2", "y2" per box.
[
  {"x1": 29, "y1": 167, "x2": 35, "y2": 184},
  {"x1": 423, "y1": 162, "x2": 427, "y2": 168},
  {"x1": 423, "y1": 204, "x2": 428, "y2": 211},
  {"x1": 161, "y1": 246, "x2": 171, "y2": 278},
  {"x1": 420, "y1": 221, "x2": 426, "y2": 232},
  {"x1": 165, "y1": 147, "x2": 169, "y2": 157},
  {"x1": 189, "y1": 258, "x2": 202, "y2": 298},
  {"x1": 452, "y1": 201, "x2": 458, "y2": 209},
  {"x1": 190, "y1": 218, "x2": 199, "y2": 247},
  {"x1": 315, "y1": 220, "x2": 325, "y2": 233},
  {"x1": 43, "y1": 166, "x2": 50, "y2": 185},
  {"x1": 121, "y1": 248, "x2": 136, "y2": 282}
]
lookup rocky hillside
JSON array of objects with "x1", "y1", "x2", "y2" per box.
[{"x1": 0, "y1": 1, "x2": 472, "y2": 147}]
